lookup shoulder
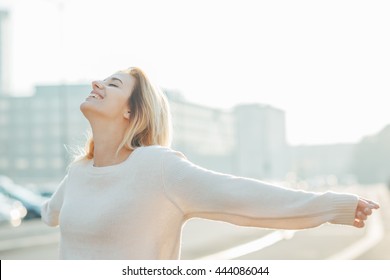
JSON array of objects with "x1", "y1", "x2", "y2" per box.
[
  {"x1": 134, "y1": 145, "x2": 189, "y2": 173},
  {"x1": 125, "y1": 146, "x2": 187, "y2": 178},
  {"x1": 65, "y1": 157, "x2": 90, "y2": 175},
  {"x1": 136, "y1": 145, "x2": 187, "y2": 161}
]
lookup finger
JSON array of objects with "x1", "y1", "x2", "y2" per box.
[
  {"x1": 357, "y1": 199, "x2": 369, "y2": 209},
  {"x1": 354, "y1": 219, "x2": 365, "y2": 228},
  {"x1": 363, "y1": 207, "x2": 372, "y2": 216},
  {"x1": 356, "y1": 211, "x2": 367, "y2": 221},
  {"x1": 369, "y1": 201, "x2": 380, "y2": 209},
  {"x1": 358, "y1": 198, "x2": 380, "y2": 210},
  {"x1": 361, "y1": 198, "x2": 380, "y2": 209}
]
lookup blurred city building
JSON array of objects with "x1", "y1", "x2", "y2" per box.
[
  {"x1": 290, "y1": 125, "x2": 390, "y2": 186},
  {"x1": 350, "y1": 124, "x2": 390, "y2": 184},
  {"x1": 0, "y1": 9, "x2": 11, "y2": 95},
  {"x1": 290, "y1": 143, "x2": 356, "y2": 186},
  {"x1": 0, "y1": 84, "x2": 90, "y2": 182},
  {"x1": 168, "y1": 91, "x2": 235, "y2": 174},
  {"x1": 0, "y1": 85, "x2": 289, "y2": 184},
  {"x1": 234, "y1": 104, "x2": 288, "y2": 179}
]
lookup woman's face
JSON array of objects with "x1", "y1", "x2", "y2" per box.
[{"x1": 80, "y1": 72, "x2": 134, "y2": 122}]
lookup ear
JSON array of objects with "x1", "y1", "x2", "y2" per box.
[{"x1": 123, "y1": 110, "x2": 131, "y2": 120}]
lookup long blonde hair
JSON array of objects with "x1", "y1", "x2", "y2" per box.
[{"x1": 78, "y1": 67, "x2": 172, "y2": 161}]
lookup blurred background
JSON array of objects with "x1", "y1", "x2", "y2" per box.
[{"x1": 0, "y1": 0, "x2": 389, "y2": 259}]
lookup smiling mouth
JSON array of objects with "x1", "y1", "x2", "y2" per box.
[{"x1": 88, "y1": 92, "x2": 104, "y2": 100}]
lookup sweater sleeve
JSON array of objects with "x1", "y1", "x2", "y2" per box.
[
  {"x1": 162, "y1": 150, "x2": 359, "y2": 230},
  {"x1": 41, "y1": 174, "x2": 68, "y2": 227}
]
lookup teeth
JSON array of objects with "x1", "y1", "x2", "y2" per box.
[{"x1": 88, "y1": 93, "x2": 103, "y2": 100}]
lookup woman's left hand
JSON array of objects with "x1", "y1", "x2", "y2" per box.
[{"x1": 353, "y1": 198, "x2": 380, "y2": 228}]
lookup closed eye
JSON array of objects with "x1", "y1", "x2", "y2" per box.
[{"x1": 109, "y1": 84, "x2": 119, "y2": 87}]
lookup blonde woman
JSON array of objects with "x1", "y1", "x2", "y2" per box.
[{"x1": 41, "y1": 67, "x2": 380, "y2": 260}]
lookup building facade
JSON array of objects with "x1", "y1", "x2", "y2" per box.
[
  {"x1": 0, "y1": 10, "x2": 11, "y2": 95},
  {"x1": 0, "y1": 84, "x2": 90, "y2": 181},
  {"x1": 234, "y1": 104, "x2": 288, "y2": 180},
  {"x1": 169, "y1": 93, "x2": 235, "y2": 174}
]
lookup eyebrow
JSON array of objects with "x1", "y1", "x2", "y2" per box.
[
  {"x1": 104, "y1": 77, "x2": 123, "y2": 84},
  {"x1": 110, "y1": 77, "x2": 123, "y2": 84}
]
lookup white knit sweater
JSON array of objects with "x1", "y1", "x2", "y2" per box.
[{"x1": 41, "y1": 145, "x2": 358, "y2": 260}]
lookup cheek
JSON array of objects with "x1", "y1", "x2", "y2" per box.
[
  {"x1": 98, "y1": 98, "x2": 129, "y2": 117},
  {"x1": 108, "y1": 96, "x2": 129, "y2": 113}
]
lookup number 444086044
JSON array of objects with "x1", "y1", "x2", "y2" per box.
[{"x1": 215, "y1": 266, "x2": 269, "y2": 276}]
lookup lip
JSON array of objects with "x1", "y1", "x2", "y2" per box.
[{"x1": 89, "y1": 90, "x2": 105, "y2": 100}]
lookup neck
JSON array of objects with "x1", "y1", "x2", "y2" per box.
[{"x1": 89, "y1": 119, "x2": 132, "y2": 167}]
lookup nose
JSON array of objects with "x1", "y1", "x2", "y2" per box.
[{"x1": 92, "y1": 80, "x2": 104, "y2": 90}]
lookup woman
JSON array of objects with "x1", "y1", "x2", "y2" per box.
[{"x1": 41, "y1": 67, "x2": 380, "y2": 260}]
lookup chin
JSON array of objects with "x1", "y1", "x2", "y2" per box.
[
  {"x1": 80, "y1": 101, "x2": 95, "y2": 119},
  {"x1": 80, "y1": 100, "x2": 88, "y2": 113},
  {"x1": 80, "y1": 101, "x2": 108, "y2": 121}
]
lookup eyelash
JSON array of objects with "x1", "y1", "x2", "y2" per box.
[{"x1": 109, "y1": 84, "x2": 118, "y2": 87}]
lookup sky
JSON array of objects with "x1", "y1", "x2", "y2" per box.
[{"x1": 1, "y1": 0, "x2": 390, "y2": 145}]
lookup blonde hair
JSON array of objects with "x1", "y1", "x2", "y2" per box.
[{"x1": 77, "y1": 67, "x2": 172, "y2": 161}]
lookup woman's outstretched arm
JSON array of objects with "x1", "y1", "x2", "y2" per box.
[{"x1": 162, "y1": 149, "x2": 379, "y2": 230}]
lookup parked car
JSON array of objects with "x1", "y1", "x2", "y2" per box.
[
  {"x1": 0, "y1": 176, "x2": 47, "y2": 219},
  {"x1": 0, "y1": 192, "x2": 27, "y2": 227}
]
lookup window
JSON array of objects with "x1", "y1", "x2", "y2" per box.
[
  {"x1": 0, "y1": 100, "x2": 10, "y2": 110},
  {"x1": 32, "y1": 112, "x2": 45, "y2": 124},
  {"x1": 51, "y1": 157, "x2": 63, "y2": 169},
  {"x1": 32, "y1": 143, "x2": 45, "y2": 155},
  {"x1": 32, "y1": 99, "x2": 44, "y2": 110},
  {"x1": 15, "y1": 158, "x2": 29, "y2": 170},
  {"x1": 0, "y1": 158, "x2": 9, "y2": 169},
  {"x1": 0, "y1": 114, "x2": 8, "y2": 125},
  {"x1": 34, "y1": 158, "x2": 47, "y2": 169},
  {"x1": 49, "y1": 126, "x2": 60, "y2": 137},
  {"x1": 32, "y1": 128, "x2": 44, "y2": 139}
]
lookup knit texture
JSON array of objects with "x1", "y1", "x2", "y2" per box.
[{"x1": 41, "y1": 145, "x2": 359, "y2": 259}]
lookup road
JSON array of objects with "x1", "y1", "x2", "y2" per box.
[{"x1": 0, "y1": 185, "x2": 389, "y2": 260}]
